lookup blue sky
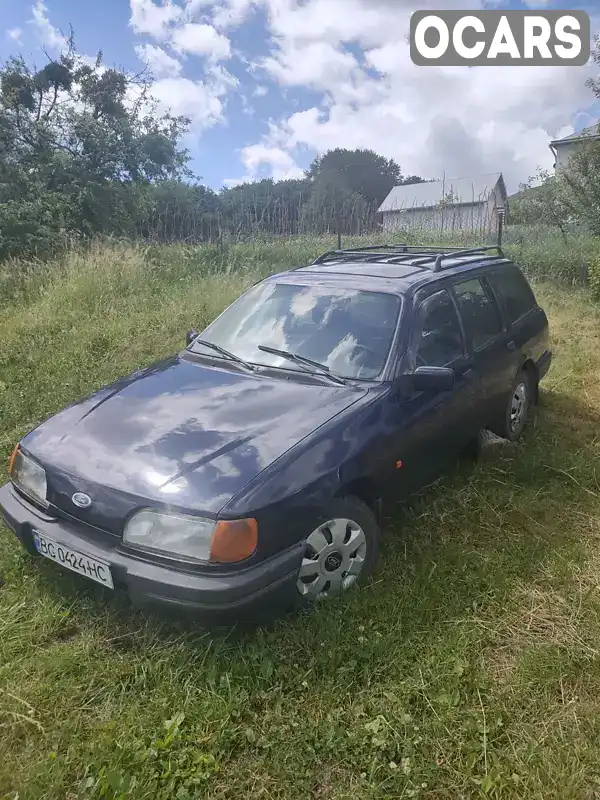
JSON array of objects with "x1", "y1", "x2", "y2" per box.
[{"x1": 1, "y1": 0, "x2": 598, "y2": 192}]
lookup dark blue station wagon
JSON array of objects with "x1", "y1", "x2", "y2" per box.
[{"x1": 1, "y1": 244, "x2": 552, "y2": 623}]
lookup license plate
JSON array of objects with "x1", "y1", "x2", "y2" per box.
[{"x1": 33, "y1": 532, "x2": 114, "y2": 589}]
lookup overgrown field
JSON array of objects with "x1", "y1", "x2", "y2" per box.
[{"x1": 1, "y1": 240, "x2": 600, "y2": 799}]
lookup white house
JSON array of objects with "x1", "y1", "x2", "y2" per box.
[
  {"x1": 377, "y1": 173, "x2": 507, "y2": 235},
  {"x1": 550, "y1": 123, "x2": 600, "y2": 172}
]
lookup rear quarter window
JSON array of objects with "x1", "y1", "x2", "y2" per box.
[
  {"x1": 489, "y1": 265, "x2": 537, "y2": 324},
  {"x1": 453, "y1": 277, "x2": 503, "y2": 351}
]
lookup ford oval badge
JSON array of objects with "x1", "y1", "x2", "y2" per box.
[{"x1": 72, "y1": 492, "x2": 92, "y2": 509}]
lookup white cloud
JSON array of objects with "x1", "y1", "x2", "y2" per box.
[
  {"x1": 263, "y1": 40, "x2": 359, "y2": 92},
  {"x1": 151, "y1": 66, "x2": 238, "y2": 133},
  {"x1": 135, "y1": 43, "x2": 182, "y2": 77},
  {"x1": 262, "y1": 0, "x2": 396, "y2": 48},
  {"x1": 127, "y1": 2, "x2": 239, "y2": 135},
  {"x1": 211, "y1": 0, "x2": 257, "y2": 29},
  {"x1": 207, "y1": 63, "x2": 239, "y2": 93},
  {"x1": 239, "y1": 93, "x2": 255, "y2": 117},
  {"x1": 171, "y1": 22, "x2": 231, "y2": 60},
  {"x1": 225, "y1": 143, "x2": 305, "y2": 185},
  {"x1": 6, "y1": 27, "x2": 23, "y2": 43},
  {"x1": 185, "y1": 0, "x2": 216, "y2": 11},
  {"x1": 30, "y1": 0, "x2": 68, "y2": 50},
  {"x1": 235, "y1": 0, "x2": 597, "y2": 192},
  {"x1": 222, "y1": 177, "x2": 248, "y2": 187},
  {"x1": 129, "y1": 0, "x2": 182, "y2": 38},
  {"x1": 152, "y1": 77, "x2": 224, "y2": 128}
]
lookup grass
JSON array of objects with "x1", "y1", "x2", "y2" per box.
[{"x1": 1, "y1": 241, "x2": 600, "y2": 798}]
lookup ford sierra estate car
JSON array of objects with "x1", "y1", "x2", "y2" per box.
[{"x1": 0, "y1": 244, "x2": 551, "y2": 623}]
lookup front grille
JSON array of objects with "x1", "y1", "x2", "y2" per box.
[
  {"x1": 51, "y1": 504, "x2": 121, "y2": 544},
  {"x1": 45, "y1": 467, "x2": 136, "y2": 538}
]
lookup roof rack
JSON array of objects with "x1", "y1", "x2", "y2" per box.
[
  {"x1": 313, "y1": 243, "x2": 465, "y2": 264},
  {"x1": 411, "y1": 245, "x2": 505, "y2": 272},
  {"x1": 310, "y1": 243, "x2": 505, "y2": 271}
]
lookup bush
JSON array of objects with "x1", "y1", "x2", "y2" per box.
[
  {"x1": 503, "y1": 225, "x2": 597, "y2": 286},
  {"x1": 589, "y1": 255, "x2": 600, "y2": 301}
]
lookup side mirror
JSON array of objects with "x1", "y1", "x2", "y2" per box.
[
  {"x1": 412, "y1": 365, "x2": 455, "y2": 392},
  {"x1": 186, "y1": 329, "x2": 199, "y2": 347}
]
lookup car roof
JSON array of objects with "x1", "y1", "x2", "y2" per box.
[{"x1": 266, "y1": 245, "x2": 514, "y2": 296}]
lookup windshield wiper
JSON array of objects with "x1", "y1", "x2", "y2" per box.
[
  {"x1": 189, "y1": 339, "x2": 256, "y2": 371},
  {"x1": 258, "y1": 345, "x2": 346, "y2": 385}
]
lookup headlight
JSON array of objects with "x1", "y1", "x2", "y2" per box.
[
  {"x1": 123, "y1": 510, "x2": 257, "y2": 564},
  {"x1": 10, "y1": 447, "x2": 48, "y2": 508}
]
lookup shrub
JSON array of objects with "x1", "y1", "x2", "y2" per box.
[
  {"x1": 589, "y1": 254, "x2": 600, "y2": 301},
  {"x1": 503, "y1": 225, "x2": 596, "y2": 286}
]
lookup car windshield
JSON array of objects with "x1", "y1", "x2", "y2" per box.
[{"x1": 190, "y1": 282, "x2": 401, "y2": 380}]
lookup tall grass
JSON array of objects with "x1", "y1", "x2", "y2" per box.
[
  {"x1": 503, "y1": 225, "x2": 597, "y2": 285},
  {"x1": 2, "y1": 225, "x2": 597, "y2": 314},
  {"x1": 150, "y1": 225, "x2": 599, "y2": 287},
  {"x1": 0, "y1": 242, "x2": 255, "y2": 447}
]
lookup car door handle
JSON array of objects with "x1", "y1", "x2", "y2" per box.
[{"x1": 506, "y1": 340, "x2": 517, "y2": 352}]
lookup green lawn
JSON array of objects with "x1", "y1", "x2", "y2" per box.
[{"x1": 1, "y1": 243, "x2": 600, "y2": 798}]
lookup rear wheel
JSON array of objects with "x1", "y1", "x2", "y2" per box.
[
  {"x1": 490, "y1": 369, "x2": 535, "y2": 441},
  {"x1": 296, "y1": 496, "x2": 380, "y2": 605}
]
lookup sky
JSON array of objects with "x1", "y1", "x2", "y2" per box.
[{"x1": 1, "y1": 0, "x2": 599, "y2": 193}]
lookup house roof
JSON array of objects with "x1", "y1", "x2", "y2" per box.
[
  {"x1": 551, "y1": 123, "x2": 600, "y2": 147},
  {"x1": 377, "y1": 173, "x2": 505, "y2": 214}
]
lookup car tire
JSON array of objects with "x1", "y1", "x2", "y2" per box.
[
  {"x1": 295, "y1": 495, "x2": 380, "y2": 607},
  {"x1": 489, "y1": 369, "x2": 535, "y2": 442}
]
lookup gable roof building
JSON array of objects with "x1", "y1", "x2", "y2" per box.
[
  {"x1": 550, "y1": 123, "x2": 600, "y2": 171},
  {"x1": 377, "y1": 173, "x2": 507, "y2": 235}
]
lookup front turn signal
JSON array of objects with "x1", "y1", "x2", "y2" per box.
[
  {"x1": 210, "y1": 518, "x2": 258, "y2": 564},
  {"x1": 8, "y1": 444, "x2": 19, "y2": 476}
]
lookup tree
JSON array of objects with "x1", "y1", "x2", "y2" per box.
[
  {"x1": 307, "y1": 148, "x2": 424, "y2": 209},
  {"x1": 0, "y1": 37, "x2": 191, "y2": 257},
  {"x1": 136, "y1": 182, "x2": 222, "y2": 242},
  {"x1": 509, "y1": 169, "x2": 570, "y2": 241},
  {"x1": 586, "y1": 34, "x2": 600, "y2": 101},
  {"x1": 220, "y1": 178, "x2": 312, "y2": 236},
  {"x1": 557, "y1": 147, "x2": 600, "y2": 236},
  {"x1": 300, "y1": 181, "x2": 367, "y2": 235},
  {"x1": 0, "y1": 34, "x2": 432, "y2": 255}
]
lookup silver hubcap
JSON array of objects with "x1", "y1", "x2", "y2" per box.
[
  {"x1": 510, "y1": 382, "x2": 528, "y2": 432},
  {"x1": 297, "y1": 518, "x2": 367, "y2": 601}
]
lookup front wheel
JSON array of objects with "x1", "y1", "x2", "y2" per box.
[
  {"x1": 295, "y1": 496, "x2": 380, "y2": 605},
  {"x1": 490, "y1": 369, "x2": 535, "y2": 442}
]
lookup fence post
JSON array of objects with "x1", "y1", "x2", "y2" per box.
[{"x1": 497, "y1": 207, "x2": 505, "y2": 249}]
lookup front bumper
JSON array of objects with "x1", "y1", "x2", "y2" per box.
[{"x1": 0, "y1": 483, "x2": 303, "y2": 623}]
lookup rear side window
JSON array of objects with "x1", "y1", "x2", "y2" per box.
[
  {"x1": 415, "y1": 289, "x2": 465, "y2": 367},
  {"x1": 489, "y1": 266, "x2": 537, "y2": 324},
  {"x1": 453, "y1": 278, "x2": 503, "y2": 351}
]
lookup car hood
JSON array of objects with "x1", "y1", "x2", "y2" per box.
[{"x1": 23, "y1": 355, "x2": 367, "y2": 521}]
